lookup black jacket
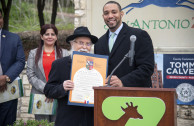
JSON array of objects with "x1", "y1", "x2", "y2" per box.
[
  {"x1": 44, "y1": 56, "x2": 93, "y2": 126},
  {"x1": 94, "y1": 22, "x2": 154, "y2": 87}
]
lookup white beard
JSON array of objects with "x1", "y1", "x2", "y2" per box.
[
  {"x1": 69, "y1": 47, "x2": 93, "y2": 59},
  {"x1": 78, "y1": 48, "x2": 90, "y2": 53}
]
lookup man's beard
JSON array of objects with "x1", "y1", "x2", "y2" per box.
[
  {"x1": 69, "y1": 48, "x2": 93, "y2": 59},
  {"x1": 105, "y1": 16, "x2": 122, "y2": 30},
  {"x1": 107, "y1": 21, "x2": 119, "y2": 30},
  {"x1": 78, "y1": 48, "x2": 90, "y2": 53}
]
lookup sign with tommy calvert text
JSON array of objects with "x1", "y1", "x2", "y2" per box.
[
  {"x1": 87, "y1": 0, "x2": 194, "y2": 52},
  {"x1": 154, "y1": 54, "x2": 194, "y2": 105}
]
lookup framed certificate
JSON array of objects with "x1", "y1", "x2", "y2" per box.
[{"x1": 68, "y1": 51, "x2": 108, "y2": 107}]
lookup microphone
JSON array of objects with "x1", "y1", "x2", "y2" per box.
[
  {"x1": 107, "y1": 35, "x2": 136, "y2": 86},
  {"x1": 125, "y1": 35, "x2": 136, "y2": 66}
]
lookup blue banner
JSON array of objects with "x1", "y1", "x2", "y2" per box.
[{"x1": 154, "y1": 54, "x2": 194, "y2": 105}]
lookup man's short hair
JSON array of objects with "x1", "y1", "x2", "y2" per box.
[{"x1": 103, "y1": 1, "x2": 122, "y2": 12}]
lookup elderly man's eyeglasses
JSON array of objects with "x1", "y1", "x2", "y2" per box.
[{"x1": 74, "y1": 41, "x2": 92, "y2": 47}]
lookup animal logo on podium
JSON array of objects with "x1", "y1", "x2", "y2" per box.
[
  {"x1": 118, "y1": 102, "x2": 143, "y2": 125},
  {"x1": 102, "y1": 97, "x2": 166, "y2": 126}
]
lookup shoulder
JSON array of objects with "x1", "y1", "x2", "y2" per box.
[
  {"x1": 98, "y1": 34, "x2": 106, "y2": 41},
  {"x1": 96, "y1": 30, "x2": 109, "y2": 46},
  {"x1": 52, "y1": 56, "x2": 71, "y2": 66},
  {"x1": 2, "y1": 30, "x2": 20, "y2": 38},
  {"x1": 123, "y1": 22, "x2": 149, "y2": 36},
  {"x1": 61, "y1": 48, "x2": 70, "y2": 57},
  {"x1": 99, "y1": 30, "x2": 108, "y2": 40},
  {"x1": 28, "y1": 48, "x2": 38, "y2": 59},
  {"x1": 29, "y1": 48, "x2": 38, "y2": 54}
]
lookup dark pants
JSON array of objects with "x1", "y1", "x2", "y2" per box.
[{"x1": 0, "y1": 99, "x2": 18, "y2": 126}]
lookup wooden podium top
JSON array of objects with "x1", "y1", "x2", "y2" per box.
[{"x1": 93, "y1": 86, "x2": 176, "y2": 92}]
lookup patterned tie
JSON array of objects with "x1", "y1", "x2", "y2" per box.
[{"x1": 109, "y1": 33, "x2": 115, "y2": 52}]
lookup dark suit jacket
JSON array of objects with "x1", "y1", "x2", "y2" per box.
[
  {"x1": 0, "y1": 30, "x2": 25, "y2": 81},
  {"x1": 94, "y1": 22, "x2": 154, "y2": 87},
  {"x1": 0, "y1": 29, "x2": 25, "y2": 126},
  {"x1": 44, "y1": 56, "x2": 93, "y2": 126}
]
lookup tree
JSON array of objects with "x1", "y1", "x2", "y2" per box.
[
  {"x1": 51, "y1": 0, "x2": 58, "y2": 25},
  {"x1": 0, "y1": 0, "x2": 12, "y2": 31},
  {"x1": 37, "y1": 0, "x2": 58, "y2": 28},
  {"x1": 37, "y1": 0, "x2": 45, "y2": 27}
]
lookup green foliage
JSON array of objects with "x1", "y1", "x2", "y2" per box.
[
  {"x1": 12, "y1": 119, "x2": 54, "y2": 126},
  {"x1": 63, "y1": 7, "x2": 74, "y2": 13},
  {"x1": 9, "y1": 1, "x2": 74, "y2": 33},
  {"x1": 56, "y1": 23, "x2": 74, "y2": 31},
  {"x1": 60, "y1": 0, "x2": 74, "y2": 13},
  {"x1": 9, "y1": 2, "x2": 41, "y2": 32},
  {"x1": 61, "y1": 4, "x2": 74, "y2": 13}
]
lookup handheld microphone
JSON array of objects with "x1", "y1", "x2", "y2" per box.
[{"x1": 126, "y1": 35, "x2": 136, "y2": 66}]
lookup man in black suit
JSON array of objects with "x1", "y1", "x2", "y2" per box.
[
  {"x1": 94, "y1": 1, "x2": 154, "y2": 87},
  {"x1": 44, "y1": 26, "x2": 98, "y2": 126}
]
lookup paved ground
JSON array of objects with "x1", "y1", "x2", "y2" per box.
[{"x1": 177, "y1": 118, "x2": 194, "y2": 126}]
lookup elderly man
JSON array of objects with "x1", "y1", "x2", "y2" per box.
[{"x1": 44, "y1": 26, "x2": 98, "y2": 126}]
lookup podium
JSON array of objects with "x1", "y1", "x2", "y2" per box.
[{"x1": 94, "y1": 87, "x2": 177, "y2": 126}]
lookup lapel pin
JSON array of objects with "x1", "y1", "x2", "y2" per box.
[{"x1": 2, "y1": 35, "x2": 6, "y2": 38}]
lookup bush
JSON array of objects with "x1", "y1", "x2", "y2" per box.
[{"x1": 12, "y1": 119, "x2": 54, "y2": 126}]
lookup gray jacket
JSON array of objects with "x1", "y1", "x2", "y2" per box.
[{"x1": 26, "y1": 47, "x2": 69, "y2": 94}]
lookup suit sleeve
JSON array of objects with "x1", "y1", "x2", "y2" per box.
[
  {"x1": 120, "y1": 30, "x2": 154, "y2": 87},
  {"x1": 44, "y1": 61, "x2": 66, "y2": 99},
  {"x1": 4, "y1": 35, "x2": 25, "y2": 82},
  {"x1": 94, "y1": 38, "x2": 105, "y2": 55},
  {"x1": 26, "y1": 50, "x2": 46, "y2": 93}
]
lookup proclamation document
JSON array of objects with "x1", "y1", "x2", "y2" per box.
[{"x1": 68, "y1": 51, "x2": 108, "y2": 107}]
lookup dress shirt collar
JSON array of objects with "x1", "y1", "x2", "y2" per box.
[{"x1": 109, "y1": 23, "x2": 123, "y2": 37}]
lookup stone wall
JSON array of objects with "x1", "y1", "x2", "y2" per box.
[
  {"x1": 17, "y1": 65, "x2": 34, "y2": 122},
  {"x1": 16, "y1": 0, "x2": 194, "y2": 125},
  {"x1": 74, "y1": 0, "x2": 87, "y2": 28}
]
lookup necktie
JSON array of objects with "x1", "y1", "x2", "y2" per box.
[{"x1": 109, "y1": 33, "x2": 115, "y2": 52}]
